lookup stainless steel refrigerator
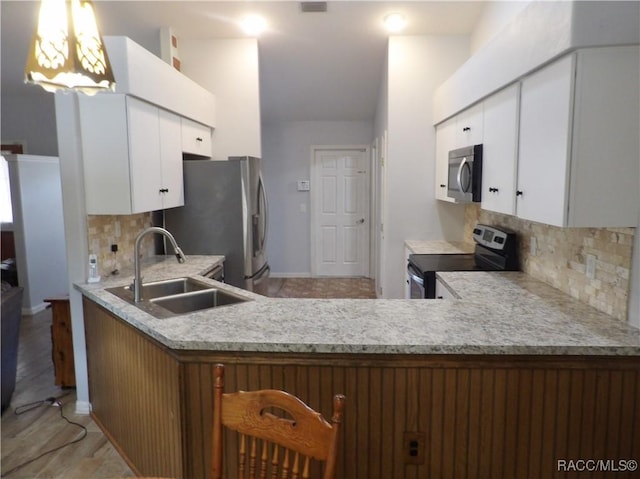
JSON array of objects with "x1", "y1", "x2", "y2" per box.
[{"x1": 164, "y1": 156, "x2": 270, "y2": 294}]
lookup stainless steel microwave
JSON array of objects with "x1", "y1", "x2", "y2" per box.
[{"x1": 447, "y1": 144, "x2": 483, "y2": 203}]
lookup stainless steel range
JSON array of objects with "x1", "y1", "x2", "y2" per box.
[{"x1": 407, "y1": 224, "x2": 519, "y2": 299}]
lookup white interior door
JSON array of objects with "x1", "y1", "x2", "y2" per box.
[{"x1": 312, "y1": 147, "x2": 369, "y2": 277}]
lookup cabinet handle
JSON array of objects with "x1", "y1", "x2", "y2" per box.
[
  {"x1": 516, "y1": 190, "x2": 523, "y2": 197},
  {"x1": 437, "y1": 296, "x2": 444, "y2": 299},
  {"x1": 462, "y1": 127, "x2": 471, "y2": 132},
  {"x1": 196, "y1": 137, "x2": 203, "y2": 142},
  {"x1": 440, "y1": 184, "x2": 446, "y2": 188},
  {"x1": 489, "y1": 187, "x2": 499, "y2": 193},
  {"x1": 159, "y1": 188, "x2": 169, "y2": 193}
]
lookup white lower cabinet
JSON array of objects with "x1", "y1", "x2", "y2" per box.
[
  {"x1": 435, "y1": 278, "x2": 457, "y2": 299},
  {"x1": 480, "y1": 83, "x2": 519, "y2": 215},
  {"x1": 404, "y1": 247, "x2": 412, "y2": 299},
  {"x1": 79, "y1": 95, "x2": 184, "y2": 214},
  {"x1": 517, "y1": 46, "x2": 639, "y2": 227}
]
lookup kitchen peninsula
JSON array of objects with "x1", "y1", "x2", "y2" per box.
[{"x1": 77, "y1": 257, "x2": 640, "y2": 479}]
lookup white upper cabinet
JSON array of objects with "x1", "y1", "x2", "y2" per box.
[
  {"x1": 454, "y1": 103, "x2": 483, "y2": 148},
  {"x1": 434, "y1": 117, "x2": 456, "y2": 202},
  {"x1": 159, "y1": 110, "x2": 184, "y2": 209},
  {"x1": 434, "y1": 103, "x2": 484, "y2": 203},
  {"x1": 181, "y1": 118, "x2": 213, "y2": 157},
  {"x1": 517, "y1": 46, "x2": 639, "y2": 227},
  {"x1": 104, "y1": 37, "x2": 216, "y2": 128},
  {"x1": 481, "y1": 83, "x2": 520, "y2": 215},
  {"x1": 79, "y1": 95, "x2": 184, "y2": 214}
]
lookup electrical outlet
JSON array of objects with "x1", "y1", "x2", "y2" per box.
[
  {"x1": 586, "y1": 254, "x2": 596, "y2": 279},
  {"x1": 403, "y1": 431, "x2": 425, "y2": 465}
]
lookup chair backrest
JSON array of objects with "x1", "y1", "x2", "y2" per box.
[{"x1": 212, "y1": 364, "x2": 345, "y2": 479}]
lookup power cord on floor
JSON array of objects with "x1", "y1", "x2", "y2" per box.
[{"x1": 1, "y1": 394, "x2": 88, "y2": 477}]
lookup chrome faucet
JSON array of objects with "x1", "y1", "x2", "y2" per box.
[{"x1": 133, "y1": 227, "x2": 186, "y2": 302}]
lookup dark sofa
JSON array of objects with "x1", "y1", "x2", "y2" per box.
[{"x1": 1, "y1": 283, "x2": 23, "y2": 413}]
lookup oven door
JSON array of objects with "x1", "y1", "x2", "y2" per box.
[{"x1": 407, "y1": 262, "x2": 426, "y2": 299}]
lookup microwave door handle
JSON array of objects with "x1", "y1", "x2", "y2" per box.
[{"x1": 456, "y1": 157, "x2": 470, "y2": 193}]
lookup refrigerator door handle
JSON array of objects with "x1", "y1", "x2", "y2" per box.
[{"x1": 258, "y1": 173, "x2": 268, "y2": 254}]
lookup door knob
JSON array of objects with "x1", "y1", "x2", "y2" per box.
[{"x1": 356, "y1": 218, "x2": 365, "y2": 224}]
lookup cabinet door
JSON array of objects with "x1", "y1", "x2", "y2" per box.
[
  {"x1": 434, "y1": 118, "x2": 456, "y2": 202},
  {"x1": 568, "y1": 46, "x2": 639, "y2": 227},
  {"x1": 435, "y1": 278, "x2": 457, "y2": 299},
  {"x1": 127, "y1": 97, "x2": 163, "y2": 213},
  {"x1": 481, "y1": 83, "x2": 519, "y2": 215},
  {"x1": 455, "y1": 103, "x2": 483, "y2": 147},
  {"x1": 79, "y1": 95, "x2": 133, "y2": 214},
  {"x1": 158, "y1": 110, "x2": 184, "y2": 209},
  {"x1": 181, "y1": 118, "x2": 212, "y2": 156},
  {"x1": 517, "y1": 54, "x2": 574, "y2": 226}
]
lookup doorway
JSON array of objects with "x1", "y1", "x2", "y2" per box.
[{"x1": 310, "y1": 146, "x2": 370, "y2": 277}]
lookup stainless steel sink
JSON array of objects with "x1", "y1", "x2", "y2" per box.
[
  {"x1": 107, "y1": 277, "x2": 212, "y2": 302},
  {"x1": 150, "y1": 289, "x2": 247, "y2": 315},
  {"x1": 106, "y1": 277, "x2": 249, "y2": 318}
]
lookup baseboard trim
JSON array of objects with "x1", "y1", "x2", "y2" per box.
[
  {"x1": 75, "y1": 400, "x2": 92, "y2": 415},
  {"x1": 21, "y1": 302, "x2": 48, "y2": 315},
  {"x1": 269, "y1": 272, "x2": 311, "y2": 278}
]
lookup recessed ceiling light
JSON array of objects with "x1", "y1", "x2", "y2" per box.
[
  {"x1": 240, "y1": 14, "x2": 267, "y2": 36},
  {"x1": 384, "y1": 12, "x2": 407, "y2": 33}
]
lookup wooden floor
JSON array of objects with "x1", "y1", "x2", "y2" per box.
[
  {"x1": 1, "y1": 278, "x2": 376, "y2": 478},
  {"x1": 1, "y1": 307, "x2": 134, "y2": 479}
]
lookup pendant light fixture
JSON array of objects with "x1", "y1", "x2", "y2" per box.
[{"x1": 25, "y1": 0, "x2": 115, "y2": 95}]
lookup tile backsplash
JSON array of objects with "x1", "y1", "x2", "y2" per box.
[
  {"x1": 86, "y1": 213, "x2": 153, "y2": 278},
  {"x1": 465, "y1": 205, "x2": 635, "y2": 321}
]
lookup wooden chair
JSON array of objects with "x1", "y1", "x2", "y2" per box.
[{"x1": 212, "y1": 364, "x2": 346, "y2": 479}]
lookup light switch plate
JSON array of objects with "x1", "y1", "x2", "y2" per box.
[{"x1": 297, "y1": 180, "x2": 310, "y2": 191}]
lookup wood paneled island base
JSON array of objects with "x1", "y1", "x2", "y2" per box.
[{"x1": 84, "y1": 298, "x2": 640, "y2": 479}]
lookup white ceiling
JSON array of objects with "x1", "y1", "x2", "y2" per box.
[{"x1": 1, "y1": 1, "x2": 487, "y2": 123}]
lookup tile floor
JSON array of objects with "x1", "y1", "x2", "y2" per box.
[{"x1": 266, "y1": 277, "x2": 377, "y2": 299}]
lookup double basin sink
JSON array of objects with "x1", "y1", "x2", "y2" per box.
[{"x1": 107, "y1": 277, "x2": 249, "y2": 318}]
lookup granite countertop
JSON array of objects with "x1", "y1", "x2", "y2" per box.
[
  {"x1": 76, "y1": 256, "x2": 640, "y2": 356},
  {"x1": 405, "y1": 240, "x2": 474, "y2": 255}
]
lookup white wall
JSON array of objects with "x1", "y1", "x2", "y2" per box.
[
  {"x1": 470, "y1": 1, "x2": 532, "y2": 54},
  {"x1": 1, "y1": 93, "x2": 58, "y2": 156},
  {"x1": 6, "y1": 155, "x2": 68, "y2": 313},
  {"x1": 262, "y1": 120, "x2": 373, "y2": 276},
  {"x1": 179, "y1": 38, "x2": 261, "y2": 160},
  {"x1": 381, "y1": 35, "x2": 470, "y2": 299}
]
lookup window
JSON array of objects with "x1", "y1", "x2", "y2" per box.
[{"x1": 0, "y1": 156, "x2": 13, "y2": 224}]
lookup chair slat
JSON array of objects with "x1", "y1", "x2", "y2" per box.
[
  {"x1": 271, "y1": 444, "x2": 279, "y2": 479},
  {"x1": 303, "y1": 455, "x2": 311, "y2": 479},
  {"x1": 239, "y1": 434, "x2": 246, "y2": 477},
  {"x1": 260, "y1": 440, "x2": 268, "y2": 479}
]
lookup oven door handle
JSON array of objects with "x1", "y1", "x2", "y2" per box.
[
  {"x1": 409, "y1": 273, "x2": 424, "y2": 286},
  {"x1": 407, "y1": 264, "x2": 424, "y2": 286}
]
